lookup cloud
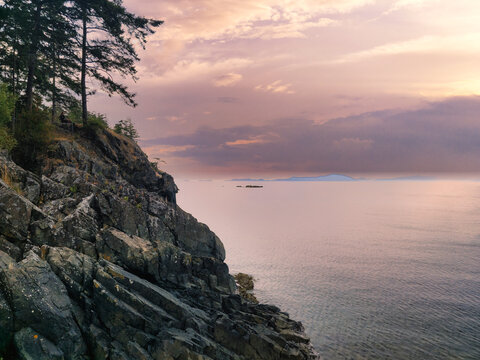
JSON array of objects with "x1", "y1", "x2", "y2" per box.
[
  {"x1": 141, "y1": 96, "x2": 480, "y2": 174},
  {"x1": 382, "y1": 0, "x2": 439, "y2": 15},
  {"x1": 225, "y1": 134, "x2": 277, "y2": 146},
  {"x1": 335, "y1": 33, "x2": 480, "y2": 63},
  {"x1": 125, "y1": 0, "x2": 372, "y2": 77},
  {"x1": 255, "y1": 80, "x2": 295, "y2": 94},
  {"x1": 133, "y1": 0, "x2": 371, "y2": 42},
  {"x1": 213, "y1": 73, "x2": 243, "y2": 87},
  {"x1": 217, "y1": 97, "x2": 239, "y2": 103},
  {"x1": 166, "y1": 115, "x2": 184, "y2": 122},
  {"x1": 140, "y1": 57, "x2": 253, "y2": 85},
  {"x1": 333, "y1": 137, "x2": 373, "y2": 150}
]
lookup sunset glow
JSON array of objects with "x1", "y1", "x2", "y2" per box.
[{"x1": 88, "y1": 0, "x2": 480, "y2": 177}]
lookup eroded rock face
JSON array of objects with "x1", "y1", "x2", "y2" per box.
[{"x1": 0, "y1": 128, "x2": 319, "y2": 360}]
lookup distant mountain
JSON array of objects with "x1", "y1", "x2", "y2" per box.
[
  {"x1": 377, "y1": 175, "x2": 436, "y2": 181},
  {"x1": 231, "y1": 174, "x2": 357, "y2": 182},
  {"x1": 275, "y1": 174, "x2": 356, "y2": 182}
]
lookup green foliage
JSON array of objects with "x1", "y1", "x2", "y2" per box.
[
  {"x1": 70, "y1": 185, "x2": 78, "y2": 194},
  {"x1": 65, "y1": 102, "x2": 108, "y2": 130},
  {"x1": 113, "y1": 118, "x2": 139, "y2": 141},
  {"x1": 0, "y1": 83, "x2": 15, "y2": 127},
  {"x1": 87, "y1": 112, "x2": 108, "y2": 130},
  {"x1": 0, "y1": 126, "x2": 17, "y2": 151},
  {"x1": 66, "y1": 102, "x2": 82, "y2": 124},
  {"x1": 12, "y1": 108, "x2": 52, "y2": 171},
  {"x1": 0, "y1": 83, "x2": 17, "y2": 151},
  {"x1": 1, "y1": 0, "x2": 161, "y2": 123}
]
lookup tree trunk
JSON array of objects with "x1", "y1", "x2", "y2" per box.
[
  {"x1": 12, "y1": 47, "x2": 16, "y2": 132},
  {"x1": 25, "y1": 0, "x2": 43, "y2": 110},
  {"x1": 52, "y1": 49, "x2": 56, "y2": 122},
  {"x1": 81, "y1": 5, "x2": 88, "y2": 126}
]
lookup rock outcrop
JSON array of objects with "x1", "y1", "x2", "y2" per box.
[{"x1": 0, "y1": 128, "x2": 318, "y2": 360}]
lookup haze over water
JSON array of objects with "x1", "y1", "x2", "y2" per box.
[{"x1": 177, "y1": 180, "x2": 480, "y2": 359}]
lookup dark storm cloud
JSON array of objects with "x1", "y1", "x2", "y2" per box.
[{"x1": 141, "y1": 97, "x2": 480, "y2": 174}]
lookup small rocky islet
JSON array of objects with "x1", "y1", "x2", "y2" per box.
[{"x1": 0, "y1": 125, "x2": 318, "y2": 359}]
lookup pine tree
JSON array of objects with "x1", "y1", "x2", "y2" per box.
[
  {"x1": 72, "y1": 0, "x2": 162, "y2": 125},
  {"x1": 113, "y1": 118, "x2": 139, "y2": 141},
  {"x1": 0, "y1": 0, "x2": 80, "y2": 112}
]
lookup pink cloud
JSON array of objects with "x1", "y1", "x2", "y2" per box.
[{"x1": 213, "y1": 73, "x2": 243, "y2": 87}]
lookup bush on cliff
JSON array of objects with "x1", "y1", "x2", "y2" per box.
[
  {"x1": 87, "y1": 112, "x2": 109, "y2": 130},
  {"x1": 113, "y1": 118, "x2": 139, "y2": 142},
  {"x1": 0, "y1": 84, "x2": 15, "y2": 126},
  {"x1": 0, "y1": 84, "x2": 17, "y2": 151},
  {"x1": 12, "y1": 109, "x2": 52, "y2": 171},
  {"x1": 0, "y1": 127, "x2": 16, "y2": 151}
]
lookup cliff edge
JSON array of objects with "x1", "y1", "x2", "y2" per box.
[{"x1": 0, "y1": 126, "x2": 318, "y2": 360}]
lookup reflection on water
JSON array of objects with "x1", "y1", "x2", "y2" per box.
[{"x1": 177, "y1": 180, "x2": 480, "y2": 359}]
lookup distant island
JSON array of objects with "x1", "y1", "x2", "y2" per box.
[
  {"x1": 231, "y1": 174, "x2": 440, "y2": 182},
  {"x1": 376, "y1": 175, "x2": 436, "y2": 181},
  {"x1": 232, "y1": 174, "x2": 357, "y2": 182}
]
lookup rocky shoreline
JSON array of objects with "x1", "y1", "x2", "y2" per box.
[{"x1": 0, "y1": 126, "x2": 319, "y2": 359}]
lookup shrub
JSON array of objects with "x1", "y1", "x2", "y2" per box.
[
  {"x1": 87, "y1": 112, "x2": 108, "y2": 130},
  {"x1": 0, "y1": 126, "x2": 17, "y2": 151},
  {"x1": 113, "y1": 118, "x2": 139, "y2": 141},
  {"x1": 0, "y1": 83, "x2": 15, "y2": 127},
  {"x1": 65, "y1": 102, "x2": 108, "y2": 130},
  {"x1": 66, "y1": 103, "x2": 82, "y2": 124},
  {"x1": 12, "y1": 108, "x2": 52, "y2": 171}
]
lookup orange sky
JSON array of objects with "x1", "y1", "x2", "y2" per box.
[{"x1": 89, "y1": 0, "x2": 480, "y2": 178}]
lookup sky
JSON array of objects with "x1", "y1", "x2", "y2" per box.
[{"x1": 88, "y1": 0, "x2": 480, "y2": 178}]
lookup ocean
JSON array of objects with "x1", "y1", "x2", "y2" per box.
[{"x1": 176, "y1": 180, "x2": 480, "y2": 359}]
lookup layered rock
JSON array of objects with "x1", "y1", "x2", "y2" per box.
[{"x1": 0, "y1": 128, "x2": 319, "y2": 359}]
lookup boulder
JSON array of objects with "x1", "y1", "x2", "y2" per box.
[
  {"x1": 0, "y1": 179, "x2": 45, "y2": 242},
  {"x1": 0, "y1": 251, "x2": 87, "y2": 359},
  {"x1": 14, "y1": 327, "x2": 64, "y2": 360}
]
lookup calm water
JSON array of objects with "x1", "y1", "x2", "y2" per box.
[{"x1": 176, "y1": 180, "x2": 480, "y2": 359}]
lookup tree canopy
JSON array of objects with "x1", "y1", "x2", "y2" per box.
[{"x1": 0, "y1": 0, "x2": 162, "y2": 123}]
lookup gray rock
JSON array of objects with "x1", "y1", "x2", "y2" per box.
[
  {"x1": 0, "y1": 235, "x2": 22, "y2": 261},
  {"x1": 0, "y1": 287, "x2": 14, "y2": 353},
  {"x1": 0, "y1": 152, "x2": 41, "y2": 204},
  {"x1": 0, "y1": 251, "x2": 87, "y2": 359},
  {"x1": 96, "y1": 227, "x2": 159, "y2": 280},
  {"x1": 14, "y1": 327, "x2": 65, "y2": 360},
  {"x1": 174, "y1": 207, "x2": 226, "y2": 261},
  {"x1": 0, "y1": 179, "x2": 45, "y2": 242},
  {"x1": 40, "y1": 175, "x2": 69, "y2": 202}
]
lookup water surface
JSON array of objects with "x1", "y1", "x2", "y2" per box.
[{"x1": 177, "y1": 180, "x2": 480, "y2": 359}]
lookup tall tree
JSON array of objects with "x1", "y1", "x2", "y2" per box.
[
  {"x1": 0, "y1": 0, "x2": 80, "y2": 112},
  {"x1": 0, "y1": 0, "x2": 27, "y2": 97},
  {"x1": 72, "y1": 0, "x2": 162, "y2": 125}
]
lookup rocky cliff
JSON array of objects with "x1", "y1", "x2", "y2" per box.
[{"x1": 0, "y1": 126, "x2": 318, "y2": 360}]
